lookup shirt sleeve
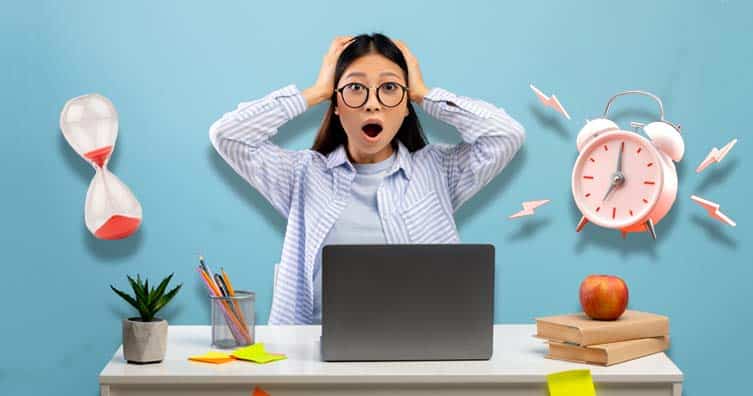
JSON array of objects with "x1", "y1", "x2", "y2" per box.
[
  {"x1": 209, "y1": 84, "x2": 309, "y2": 218},
  {"x1": 420, "y1": 87, "x2": 526, "y2": 212}
]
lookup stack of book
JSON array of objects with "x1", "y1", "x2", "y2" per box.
[{"x1": 534, "y1": 310, "x2": 670, "y2": 366}]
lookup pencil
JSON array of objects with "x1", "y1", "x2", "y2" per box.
[
  {"x1": 199, "y1": 269, "x2": 250, "y2": 344},
  {"x1": 199, "y1": 256, "x2": 246, "y2": 336},
  {"x1": 197, "y1": 267, "x2": 250, "y2": 344},
  {"x1": 221, "y1": 268, "x2": 248, "y2": 325},
  {"x1": 197, "y1": 267, "x2": 245, "y2": 342}
]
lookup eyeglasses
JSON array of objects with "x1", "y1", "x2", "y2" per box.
[{"x1": 336, "y1": 82, "x2": 408, "y2": 108}]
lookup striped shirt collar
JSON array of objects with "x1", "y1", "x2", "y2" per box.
[{"x1": 325, "y1": 140, "x2": 413, "y2": 180}]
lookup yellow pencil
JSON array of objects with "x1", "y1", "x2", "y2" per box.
[{"x1": 221, "y1": 268, "x2": 248, "y2": 325}]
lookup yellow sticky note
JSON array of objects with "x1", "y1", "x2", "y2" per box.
[
  {"x1": 188, "y1": 351, "x2": 235, "y2": 364},
  {"x1": 547, "y1": 369, "x2": 596, "y2": 396},
  {"x1": 232, "y1": 343, "x2": 287, "y2": 364}
]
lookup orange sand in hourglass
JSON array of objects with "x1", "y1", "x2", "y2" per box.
[
  {"x1": 60, "y1": 94, "x2": 143, "y2": 240},
  {"x1": 84, "y1": 146, "x2": 113, "y2": 168}
]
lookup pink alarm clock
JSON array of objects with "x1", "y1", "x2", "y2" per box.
[{"x1": 571, "y1": 91, "x2": 684, "y2": 240}]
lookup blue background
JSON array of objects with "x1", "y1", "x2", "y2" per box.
[{"x1": 1, "y1": 1, "x2": 751, "y2": 394}]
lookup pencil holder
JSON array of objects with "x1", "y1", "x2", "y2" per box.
[{"x1": 209, "y1": 290, "x2": 255, "y2": 349}]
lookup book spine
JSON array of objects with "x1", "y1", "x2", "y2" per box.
[
  {"x1": 580, "y1": 318, "x2": 669, "y2": 345},
  {"x1": 605, "y1": 337, "x2": 669, "y2": 366},
  {"x1": 547, "y1": 337, "x2": 669, "y2": 366}
]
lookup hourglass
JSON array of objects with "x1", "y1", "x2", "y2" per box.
[{"x1": 60, "y1": 93, "x2": 143, "y2": 240}]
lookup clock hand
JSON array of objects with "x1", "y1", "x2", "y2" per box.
[
  {"x1": 603, "y1": 142, "x2": 626, "y2": 202},
  {"x1": 601, "y1": 172, "x2": 625, "y2": 202},
  {"x1": 602, "y1": 181, "x2": 616, "y2": 202},
  {"x1": 616, "y1": 141, "x2": 624, "y2": 173}
]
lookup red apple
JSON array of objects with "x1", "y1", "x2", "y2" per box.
[{"x1": 579, "y1": 274, "x2": 629, "y2": 320}]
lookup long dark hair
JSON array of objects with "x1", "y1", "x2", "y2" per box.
[{"x1": 311, "y1": 33, "x2": 428, "y2": 155}]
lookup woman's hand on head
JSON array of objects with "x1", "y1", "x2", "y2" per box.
[
  {"x1": 302, "y1": 36, "x2": 354, "y2": 108},
  {"x1": 393, "y1": 39, "x2": 430, "y2": 104}
]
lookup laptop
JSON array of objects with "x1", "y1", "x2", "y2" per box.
[{"x1": 320, "y1": 244, "x2": 494, "y2": 361}]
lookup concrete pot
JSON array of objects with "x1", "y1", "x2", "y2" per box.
[{"x1": 122, "y1": 318, "x2": 167, "y2": 364}]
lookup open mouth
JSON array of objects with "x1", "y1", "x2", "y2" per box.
[{"x1": 361, "y1": 122, "x2": 383, "y2": 138}]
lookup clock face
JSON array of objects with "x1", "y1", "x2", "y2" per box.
[{"x1": 572, "y1": 131, "x2": 663, "y2": 229}]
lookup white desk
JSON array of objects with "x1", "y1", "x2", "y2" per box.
[{"x1": 99, "y1": 325, "x2": 683, "y2": 396}]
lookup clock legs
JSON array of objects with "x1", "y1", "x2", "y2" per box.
[
  {"x1": 576, "y1": 216, "x2": 588, "y2": 232},
  {"x1": 576, "y1": 216, "x2": 658, "y2": 240},
  {"x1": 645, "y1": 218, "x2": 657, "y2": 240}
]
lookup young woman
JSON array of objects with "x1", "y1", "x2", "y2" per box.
[{"x1": 209, "y1": 33, "x2": 525, "y2": 325}]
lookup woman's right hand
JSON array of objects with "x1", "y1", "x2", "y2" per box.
[{"x1": 302, "y1": 36, "x2": 353, "y2": 108}]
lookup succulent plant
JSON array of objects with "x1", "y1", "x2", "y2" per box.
[{"x1": 111, "y1": 273, "x2": 182, "y2": 322}]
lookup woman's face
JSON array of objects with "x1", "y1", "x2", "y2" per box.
[{"x1": 334, "y1": 53, "x2": 409, "y2": 164}]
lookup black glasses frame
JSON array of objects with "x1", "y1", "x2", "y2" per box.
[{"x1": 336, "y1": 82, "x2": 408, "y2": 108}]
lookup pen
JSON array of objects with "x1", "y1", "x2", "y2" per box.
[
  {"x1": 220, "y1": 268, "x2": 248, "y2": 325},
  {"x1": 215, "y1": 272, "x2": 245, "y2": 321},
  {"x1": 220, "y1": 268, "x2": 236, "y2": 296},
  {"x1": 214, "y1": 273, "x2": 229, "y2": 297}
]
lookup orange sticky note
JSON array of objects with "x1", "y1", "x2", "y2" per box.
[
  {"x1": 188, "y1": 351, "x2": 235, "y2": 364},
  {"x1": 252, "y1": 385, "x2": 270, "y2": 396},
  {"x1": 547, "y1": 369, "x2": 596, "y2": 396}
]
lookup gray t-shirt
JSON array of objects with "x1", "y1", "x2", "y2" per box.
[{"x1": 311, "y1": 150, "x2": 397, "y2": 323}]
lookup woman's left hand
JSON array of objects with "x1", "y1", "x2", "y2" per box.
[{"x1": 393, "y1": 39, "x2": 430, "y2": 104}]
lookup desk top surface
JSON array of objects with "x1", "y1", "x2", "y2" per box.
[{"x1": 99, "y1": 324, "x2": 683, "y2": 385}]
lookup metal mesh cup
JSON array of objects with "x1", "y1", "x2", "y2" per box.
[{"x1": 210, "y1": 290, "x2": 255, "y2": 348}]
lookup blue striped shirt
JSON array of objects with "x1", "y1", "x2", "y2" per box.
[
  {"x1": 209, "y1": 84, "x2": 526, "y2": 325},
  {"x1": 312, "y1": 150, "x2": 397, "y2": 324}
]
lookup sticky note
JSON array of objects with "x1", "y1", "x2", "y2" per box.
[
  {"x1": 547, "y1": 369, "x2": 596, "y2": 396},
  {"x1": 188, "y1": 351, "x2": 234, "y2": 364},
  {"x1": 252, "y1": 386, "x2": 270, "y2": 396},
  {"x1": 232, "y1": 343, "x2": 287, "y2": 364}
]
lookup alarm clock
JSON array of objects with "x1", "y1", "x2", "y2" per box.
[{"x1": 571, "y1": 91, "x2": 684, "y2": 240}]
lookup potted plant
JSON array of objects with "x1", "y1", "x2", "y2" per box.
[{"x1": 111, "y1": 273, "x2": 182, "y2": 364}]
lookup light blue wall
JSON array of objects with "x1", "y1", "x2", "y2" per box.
[{"x1": 1, "y1": 1, "x2": 750, "y2": 394}]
